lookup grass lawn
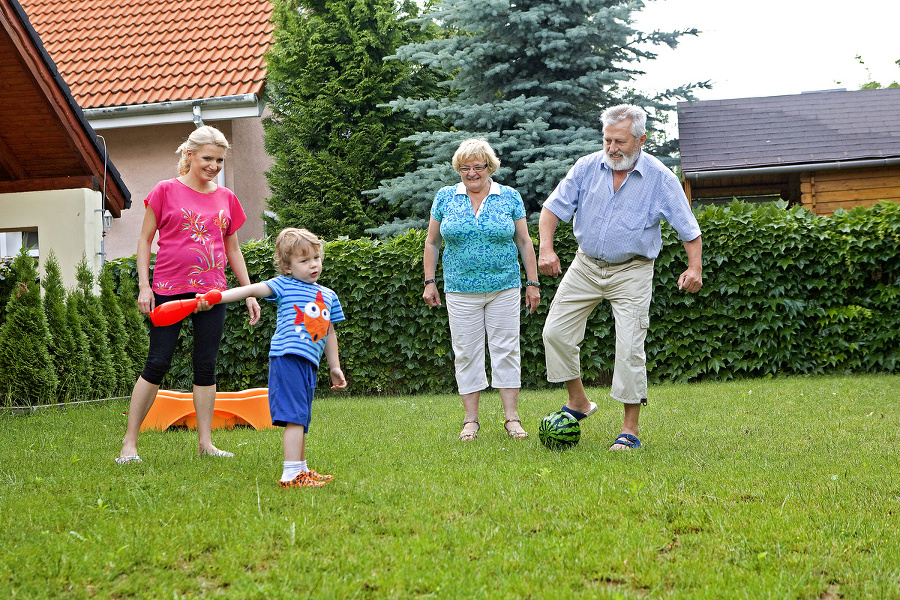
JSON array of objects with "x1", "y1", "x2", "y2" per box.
[{"x1": 1, "y1": 374, "x2": 899, "y2": 599}]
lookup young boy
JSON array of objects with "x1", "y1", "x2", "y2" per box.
[{"x1": 210, "y1": 228, "x2": 346, "y2": 487}]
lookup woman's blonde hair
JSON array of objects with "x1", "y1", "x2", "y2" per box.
[
  {"x1": 176, "y1": 125, "x2": 231, "y2": 176},
  {"x1": 451, "y1": 138, "x2": 500, "y2": 175},
  {"x1": 273, "y1": 228, "x2": 324, "y2": 275}
]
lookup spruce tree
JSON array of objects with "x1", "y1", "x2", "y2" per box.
[
  {"x1": 73, "y1": 255, "x2": 117, "y2": 399},
  {"x1": 369, "y1": 0, "x2": 707, "y2": 233},
  {"x1": 0, "y1": 248, "x2": 58, "y2": 405},
  {"x1": 41, "y1": 251, "x2": 80, "y2": 401},
  {"x1": 100, "y1": 264, "x2": 135, "y2": 395},
  {"x1": 263, "y1": 0, "x2": 447, "y2": 239}
]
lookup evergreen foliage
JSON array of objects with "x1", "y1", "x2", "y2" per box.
[
  {"x1": 73, "y1": 256, "x2": 116, "y2": 399},
  {"x1": 0, "y1": 248, "x2": 57, "y2": 405},
  {"x1": 3, "y1": 202, "x2": 896, "y2": 403},
  {"x1": 65, "y1": 291, "x2": 93, "y2": 399},
  {"x1": 41, "y1": 251, "x2": 81, "y2": 401},
  {"x1": 100, "y1": 264, "x2": 136, "y2": 395},
  {"x1": 368, "y1": 0, "x2": 708, "y2": 234},
  {"x1": 263, "y1": 0, "x2": 448, "y2": 239},
  {"x1": 170, "y1": 201, "x2": 897, "y2": 393},
  {"x1": 0, "y1": 258, "x2": 13, "y2": 318},
  {"x1": 117, "y1": 272, "x2": 150, "y2": 385}
]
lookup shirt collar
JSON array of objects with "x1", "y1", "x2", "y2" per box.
[
  {"x1": 599, "y1": 150, "x2": 646, "y2": 176},
  {"x1": 455, "y1": 180, "x2": 500, "y2": 196}
]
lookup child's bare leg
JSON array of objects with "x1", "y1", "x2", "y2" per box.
[{"x1": 283, "y1": 423, "x2": 306, "y2": 462}]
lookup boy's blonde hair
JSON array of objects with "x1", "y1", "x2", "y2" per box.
[{"x1": 274, "y1": 228, "x2": 323, "y2": 275}]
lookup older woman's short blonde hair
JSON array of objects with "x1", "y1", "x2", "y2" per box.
[
  {"x1": 175, "y1": 125, "x2": 231, "y2": 176},
  {"x1": 451, "y1": 138, "x2": 500, "y2": 175},
  {"x1": 273, "y1": 228, "x2": 323, "y2": 275}
]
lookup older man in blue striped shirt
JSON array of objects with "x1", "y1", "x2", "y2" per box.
[{"x1": 539, "y1": 104, "x2": 703, "y2": 450}]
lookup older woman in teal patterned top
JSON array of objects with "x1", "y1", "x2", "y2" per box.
[{"x1": 423, "y1": 139, "x2": 541, "y2": 441}]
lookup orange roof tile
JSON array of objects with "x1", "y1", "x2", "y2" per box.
[{"x1": 18, "y1": 0, "x2": 273, "y2": 109}]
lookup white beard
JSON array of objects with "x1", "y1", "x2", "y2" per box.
[{"x1": 603, "y1": 148, "x2": 640, "y2": 171}]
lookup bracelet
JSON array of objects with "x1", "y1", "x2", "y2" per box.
[
  {"x1": 526, "y1": 280, "x2": 540, "y2": 287},
  {"x1": 424, "y1": 279, "x2": 436, "y2": 285}
]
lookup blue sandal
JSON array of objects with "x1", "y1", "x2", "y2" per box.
[
  {"x1": 610, "y1": 433, "x2": 641, "y2": 450},
  {"x1": 561, "y1": 401, "x2": 597, "y2": 421}
]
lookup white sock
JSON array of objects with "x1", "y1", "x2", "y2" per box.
[{"x1": 281, "y1": 460, "x2": 304, "y2": 482}]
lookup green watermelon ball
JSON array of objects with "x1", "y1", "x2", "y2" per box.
[{"x1": 538, "y1": 410, "x2": 581, "y2": 450}]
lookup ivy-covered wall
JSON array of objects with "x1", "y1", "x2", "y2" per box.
[
  {"x1": 12, "y1": 200, "x2": 899, "y2": 397},
  {"x1": 118, "y1": 200, "x2": 897, "y2": 394}
]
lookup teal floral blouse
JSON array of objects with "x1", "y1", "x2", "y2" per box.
[{"x1": 430, "y1": 181, "x2": 527, "y2": 294}]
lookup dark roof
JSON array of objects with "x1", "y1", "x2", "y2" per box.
[
  {"x1": 0, "y1": 0, "x2": 130, "y2": 213},
  {"x1": 677, "y1": 88, "x2": 900, "y2": 174}
]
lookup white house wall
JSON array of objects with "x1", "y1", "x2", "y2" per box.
[{"x1": 0, "y1": 188, "x2": 104, "y2": 291}]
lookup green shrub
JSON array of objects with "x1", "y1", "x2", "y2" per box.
[
  {"x1": 100, "y1": 264, "x2": 136, "y2": 395},
  {"x1": 41, "y1": 251, "x2": 82, "y2": 401},
  {"x1": 0, "y1": 248, "x2": 57, "y2": 405},
  {"x1": 74, "y1": 256, "x2": 116, "y2": 399},
  {"x1": 174, "y1": 200, "x2": 900, "y2": 393},
  {"x1": 5, "y1": 201, "x2": 899, "y2": 399}
]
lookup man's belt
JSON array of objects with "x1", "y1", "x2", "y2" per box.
[{"x1": 582, "y1": 254, "x2": 650, "y2": 268}]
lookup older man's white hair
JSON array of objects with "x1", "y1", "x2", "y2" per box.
[{"x1": 600, "y1": 104, "x2": 647, "y2": 139}]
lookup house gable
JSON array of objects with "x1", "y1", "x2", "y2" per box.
[
  {"x1": 18, "y1": 0, "x2": 272, "y2": 111},
  {"x1": 0, "y1": 0, "x2": 129, "y2": 212},
  {"x1": 16, "y1": 0, "x2": 274, "y2": 259}
]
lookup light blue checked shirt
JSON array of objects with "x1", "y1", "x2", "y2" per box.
[{"x1": 543, "y1": 151, "x2": 701, "y2": 263}]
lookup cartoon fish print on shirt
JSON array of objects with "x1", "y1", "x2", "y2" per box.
[{"x1": 293, "y1": 291, "x2": 331, "y2": 342}]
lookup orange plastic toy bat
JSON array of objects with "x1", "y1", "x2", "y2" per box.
[{"x1": 149, "y1": 289, "x2": 223, "y2": 327}]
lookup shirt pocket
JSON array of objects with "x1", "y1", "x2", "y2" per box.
[{"x1": 618, "y1": 199, "x2": 652, "y2": 231}]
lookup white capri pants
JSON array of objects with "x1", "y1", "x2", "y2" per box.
[
  {"x1": 445, "y1": 287, "x2": 522, "y2": 395},
  {"x1": 542, "y1": 250, "x2": 654, "y2": 404}
]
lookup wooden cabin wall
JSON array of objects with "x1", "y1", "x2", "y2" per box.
[{"x1": 800, "y1": 166, "x2": 900, "y2": 215}]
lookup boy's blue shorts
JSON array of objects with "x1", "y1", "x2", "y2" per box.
[{"x1": 268, "y1": 354, "x2": 317, "y2": 430}]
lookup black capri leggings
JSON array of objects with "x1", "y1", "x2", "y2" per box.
[{"x1": 141, "y1": 292, "x2": 228, "y2": 387}]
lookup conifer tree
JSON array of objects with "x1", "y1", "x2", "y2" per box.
[
  {"x1": 66, "y1": 291, "x2": 92, "y2": 399},
  {"x1": 73, "y1": 255, "x2": 116, "y2": 399},
  {"x1": 369, "y1": 0, "x2": 707, "y2": 233},
  {"x1": 264, "y1": 0, "x2": 447, "y2": 239},
  {"x1": 118, "y1": 273, "x2": 149, "y2": 386},
  {"x1": 0, "y1": 248, "x2": 57, "y2": 405},
  {"x1": 41, "y1": 251, "x2": 80, "y2": 401},
  {"x1": 100, "y1": 264, "x2": 135, "y2": 395}
]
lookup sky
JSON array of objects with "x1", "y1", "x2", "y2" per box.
[{"x1": 631, "y1": 0, "x2": 900, "y2": 103}]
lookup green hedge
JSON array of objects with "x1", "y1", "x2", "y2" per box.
[{"x1": 38, "y1": 200, "x2": 900, "y2": 395}]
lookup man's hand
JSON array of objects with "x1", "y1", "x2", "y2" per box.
[
  {"x1": 538, "y1": 250, "x2": 562, "y2": 277},
  {"x1": 677, "y1": 266, "x2": 703, "y2": 294}
]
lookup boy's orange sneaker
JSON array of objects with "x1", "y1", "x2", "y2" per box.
[
  {"x1": 306, "y1": 469, "x2": 333, "y2": 482},
  {"x1": 279, "y1": 472, "x2": 326, "y2": 488}
]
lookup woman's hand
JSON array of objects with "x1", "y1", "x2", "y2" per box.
[
  {"x1": 195, "y1": 293, "x2": 215, "y2": 312},
  {"x1": 137, "y1": 286, "x2": 154, "y2": 315},
  {"x1": 524, "y1": 285, "x2": 541, "y2": 314},
  {"x1": 423, "y1": 282, "x2": 442, "y2": 307}
]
